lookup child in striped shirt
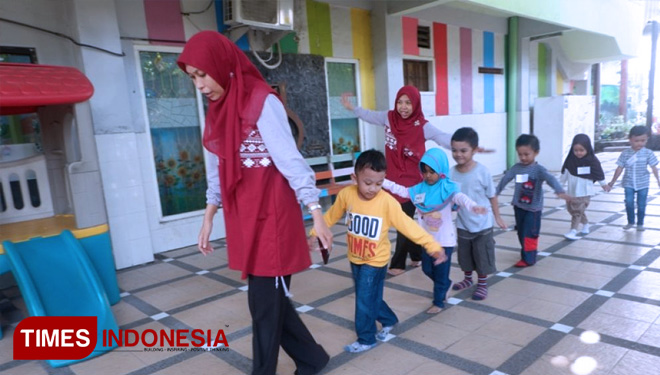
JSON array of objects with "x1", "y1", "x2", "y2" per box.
[{"x1": 607, "y1": 126, "x2": 660, "y2": 231}]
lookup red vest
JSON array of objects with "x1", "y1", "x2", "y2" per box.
[
  {"x1": 383, "y1": 125, "x2": 424, "y2": 203},
  {"x1": 220, "y1": 123, "x2": 311, "y2": 279}
]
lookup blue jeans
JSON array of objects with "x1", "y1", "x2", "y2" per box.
[
  {"x1": 350, "y1": 263, "x2": 398, "y2": 345},
  {"x1": 421, "y1": 247, "x2": 454, "y2": 308},
  {"x1": 514, "y1": 207, "x2": 542, "y2": 265},
  {"x1": 624, "y1": 187, "x2": 648, "y2": 226}
]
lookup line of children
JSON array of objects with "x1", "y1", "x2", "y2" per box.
[
  {"x1": 383, "y1": 148, "x2": 487, "y2": 313},
  {"x1": 560, "y1": 134, "x2": 608, "y2": 240},
  {"x1": 450, "y1": 128, "x2": 508, "y2": 300},
  {"x1": 310, "y1": 127, "x2": 657, "y2": 355},
  {"x1": 310, "y1": 149, "x2": 447, "y2": 353},
  {"x1": 495, "y1": 134, "x2": 570, "y2": 267},
  {"x1": 607, "y1": 125, "x2": 660, "y2": 231}
]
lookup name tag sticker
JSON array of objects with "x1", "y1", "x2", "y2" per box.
[
  {"x1": 515, "y1": 174, "x2": 529, "y2": 183},
  {"x1": 413, "y1": 193, "x2": 425, "y2": 204},
  {"x1": 577, "y1": 166, "x2": 590, "y2": 175}
]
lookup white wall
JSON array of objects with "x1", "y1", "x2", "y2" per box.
[
  {"x1": 0, "y1": 0, "x2": 108, "y2": 228},
  {"x1": 426, "y1": 113, "x2": 508, "y2": 176},
  {"x1": 408, "y1": 5, "x2": 507, "y2": 34},
  {"x1": 0, "y1": 0, "x2": 79, "y2": 66},
  {"x1": 0, "y1": 0, "x2": 226, "y2": 268}
]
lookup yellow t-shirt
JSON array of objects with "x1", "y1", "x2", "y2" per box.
[{"x1": 317, "y1": 186, "x2": 442, "y2": 267}]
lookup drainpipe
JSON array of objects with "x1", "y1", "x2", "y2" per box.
[
  {"x1": 592, "y1": 64, "x2": 600, "y2": 127},
  {"x1": 647, "y1": 20, "x2": 658, "y2": 129},
  {"x1": 619, "y1": 60, "x2": 628, "y2": 122},
  {"x1": 506, "y1": 16, "x2": 519, "y2": 168}
]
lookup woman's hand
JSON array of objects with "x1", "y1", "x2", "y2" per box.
[
  {"x1": 475, "y1": 146, "x2": 495, "y2": 153},
  {"x1": 311, "y1": 209, "x2": 333, "y2": 252},
  {"x1": 198, "y1": 204, "x2": 219, "y2": 256},
  {"x1": 198, "y1": 219, "x2": 214, "y2": 255},
  {"x1": 308, "y1": 235, "x2": 319, "y2": 252},
  {"x1": 340, "y1": 92, "x2": 355, "y2": 111}
]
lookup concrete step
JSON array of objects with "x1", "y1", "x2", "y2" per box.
[
  {"x1": 603, "y1": 146, "x2": 629, "y2": 152},
  {"x1": 605, "y1": 140, "x2": 630, "y2": 146}
]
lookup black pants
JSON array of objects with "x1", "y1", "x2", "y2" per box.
[
  {"x1": 248, "y1": 275, "x2": 329, "y2": 375},
  {"x1": 389, "y1": 200, "x2": 423, "y2": 270}
]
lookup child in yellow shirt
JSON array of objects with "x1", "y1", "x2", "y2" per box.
[{"x1": 310, "y1": 149, "x2": 446, "y2": 353}]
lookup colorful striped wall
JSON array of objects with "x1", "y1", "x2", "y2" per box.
[
  {"x1": 144, "y1": 0, "x2": 186, "y2": 44},
  {"x1": 351, "y1": 9, "x2": 375, "y2": 111},
  {"x1": 142, "y1": 1, "x2": 519, "y2": 118},
  {"x1": 296, "y1": 0, "x2": 375, "y2": 110},
  {"x1": 404, "y1": 21, "x2": 506, "y2": 116}
]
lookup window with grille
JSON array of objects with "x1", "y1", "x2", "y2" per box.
[
  {"x1": 403, "y1": 59, "x2": 430, "y2": 92},
  {"x1": 417, "y1": 26, "x2": 431, "y2": 49}
]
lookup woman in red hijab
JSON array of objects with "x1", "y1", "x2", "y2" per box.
[
  {"x1": 342, "y1": 86, "x2": 452, "y2": 276},
  {"x1": 178, "y1": 31, "x2": 331, "y2": 375}
]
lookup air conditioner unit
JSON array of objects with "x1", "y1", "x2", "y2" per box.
[{"x1": 224, "y1": 0, "x2": 294, "y2": 31}]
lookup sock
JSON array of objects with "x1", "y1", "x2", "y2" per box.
[
  {"x1": 452, "y1": 272, "x2": 473, "y2": 290},
  {"x1": 472, "y1": 275, "x2": 488, "y2": 300}
]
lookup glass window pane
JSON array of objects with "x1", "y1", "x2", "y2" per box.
[
  {"x1": 0, "y1": 52, "x2": 42, "y2": 161},
  {"x1": 139, "y1": 51, "x2": 207, "y2": 217},
  {"x1": 0, "y1": 114, "x2": 43, "y2": 161},
  {"x1": 327, "y1": 62, "x2": 360, "y2": 155}
]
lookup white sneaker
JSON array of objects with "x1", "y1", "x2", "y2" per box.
[
  {"x1": 376, "y1": 326, "x2": 394, "y2": 341},
  {"x1": 344, "y1": 341, "x2": 376, "y2": 353},
  {"x1": 581, "y1": 224, "x2": 590, "y2": 234},
  {"x1": 564, "y1": 229, "x2": 579, "y2": 240},
  {"x1": 623, "y1": 223, "x2": 634, "y2": 230}
]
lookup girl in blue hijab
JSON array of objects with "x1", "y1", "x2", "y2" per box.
[{"x1": 384, "y1": 148, "x2": 486, "y2": 314}]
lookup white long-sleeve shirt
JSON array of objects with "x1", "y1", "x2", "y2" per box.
[
  {"x1": 205, "y1": 94, "x2": 320, "y2": 206},
  {"x1": 560, "y1": 171, "x2": 606, "y2": 198},
  {"x1": 383, "y1": 179, "x2": 477, "y2": 247},
  {"x1": 353, "y1": 107, "x2": 452, "y2": 149}
]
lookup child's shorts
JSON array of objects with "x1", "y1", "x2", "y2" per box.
[{"x1": 456, "y1": 228, "x2": 496, "y2": 275}]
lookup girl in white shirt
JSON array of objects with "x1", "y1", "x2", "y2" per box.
[
  {"x1": 560, "y1": 134, "x2": 608, "y2": 240},
  {"x1": 384, "y1": 148, "x2": 486, "y2": 314}
]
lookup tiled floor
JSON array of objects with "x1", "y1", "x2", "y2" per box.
[{"x1": 2, "y1": 152, "x2": 660, "y2": 375}]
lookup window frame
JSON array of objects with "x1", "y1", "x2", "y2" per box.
[
  {"x1": 324, "y1": 57, "x2": 365, "y2": 154},
  {"x1": 133, "y1": 44, "x2": 211, "y2": 222},
  {"x1": 402, "y1": 56, "x2": 435, "y2": 94}
]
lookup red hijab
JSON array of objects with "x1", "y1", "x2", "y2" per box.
[
  {"x1": 386, "y1": 86, "x2": 427, "y2": 181},
  {"x1": 177, "y1": 31, "x2": 276, "y2": 205}
]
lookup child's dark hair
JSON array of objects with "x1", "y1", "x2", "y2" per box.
[
  {"x1": 354, "y1": 149, "x2": 387, "y2": 173},
  {"x1": 419, "y1": 162, "x2": 436, "y2": 174},
  {"x1": 629, "y1": 125, "x2": 650, "y2": 138},
  {"x1": 451, "y1": 127, "x2": 479, "y2": 148},
  {"x1": 515, "y1": 134, "x2": 540, "y2": 152}
]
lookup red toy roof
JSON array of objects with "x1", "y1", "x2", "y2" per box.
[{"x1": 0, "y1": 62, "x2": 94, "y2": 115}]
